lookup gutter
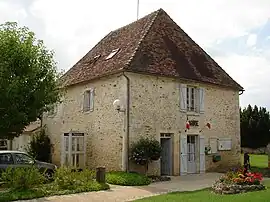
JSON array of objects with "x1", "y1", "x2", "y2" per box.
[
  {"x1": 122, "y1": 72, "x2": 130, "y2": 172},
  {"x1": 239, "y1": 90, "x2": 244, "y2": 95}
]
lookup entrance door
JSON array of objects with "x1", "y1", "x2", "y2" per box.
[
  {"x1": 160, "y1": 135, "x2": 172, "y2": 176},
  {"x1": 187, "y1": 135, "x2": 197, "y2": 173}
]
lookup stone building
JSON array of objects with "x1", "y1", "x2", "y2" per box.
[{"x1": 43, "y1": 8, "x2": 244, "y2": 175}]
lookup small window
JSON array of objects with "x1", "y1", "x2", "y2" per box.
[
  {"x1": 105, "y1": 48, "x2": 120, "y2": 60},
  {"x1": 186, "y1": 86, "x2": 197, "y2": 112},
  {"x1": 83, "y1": 89, "x2": 94, "y2": 112},
  {"x1": 14, "y1": 153, "x2": 34, "y2": 165},
  {"x1": 0, "y1": 153, "x2": 13, "y2": 164}
]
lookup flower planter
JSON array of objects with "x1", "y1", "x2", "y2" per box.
[
  {"x1": 212, "y1": 182, "x2": 265, "y2": 194},
  {"x1": 212, "y1": 168, "x2": 265, "y2": 194}
]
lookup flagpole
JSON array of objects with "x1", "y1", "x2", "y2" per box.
[{"x1": 137, "y1": 0, "x2": 139, "y2": 20}]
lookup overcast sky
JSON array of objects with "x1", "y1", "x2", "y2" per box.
[{"x1": 1, "y1": 0, "x2": 270, "y2": 109}]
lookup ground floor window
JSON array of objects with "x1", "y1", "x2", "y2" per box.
[{"x1": 61, "y1": 133, "x2": 86, "y2": 168}]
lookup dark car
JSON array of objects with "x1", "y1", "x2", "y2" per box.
[{"x1": 0, "y1": 150, "x2": 57, "y2": 179}]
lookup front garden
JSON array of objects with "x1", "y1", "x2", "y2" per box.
[{"x1": 0, "y1": 166, "x2": 109, "y2": 202}]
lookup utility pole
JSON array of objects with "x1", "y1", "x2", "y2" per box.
[{"x1": 137, "y1": 0, "x2": 140, "y2": 20}]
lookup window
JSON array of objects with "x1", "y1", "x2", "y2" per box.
[
  {"x1": 14, "y1": 153, "x2": 34, "y2": 165},
  {"x1": 62, "y1": 133, "x2": 85, "y2": 168},
  {"x1": 179, "y1": 84, "x2": 205, "y2": 113},
  {"x1": 105, "y1": 48, "x2": 120, "y2": 60},
  {"x1": 83, "y1": 89, "x2": 94, "y2": 112},
  {"x1": 0, "y1": 153, "x2": 13, "y2": 164},
  {"x1": 187, "y1": 86, "x2": 197, "y2": 112}
]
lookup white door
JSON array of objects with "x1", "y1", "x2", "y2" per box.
[
  {"x1": 61, "y1": 133, "x2": 86, "y2": 168},
  {"x1": 187, "y1": 135, "x2": 197, "y2": 173},
  {"x1": 199, "y1": 135, "x2": 206, "y2": 173},
  {"x1": 180, "y1": 135, "x2": 187, "y2": 175}
]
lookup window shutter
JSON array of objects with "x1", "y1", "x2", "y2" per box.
[
  {"x1": 83, "y1": 91, "x2": 90, "y2": 111},
  {"x1": 199, "y1": 135, "x2": 206, "y2": 173},
  {"x1": 180, "y1": 135, "x2": 188, "y2": 175},
  {"x1": 180, "y1": 84, "x2": 187, "y2": 112},
  {"x1": 199, "y1": 88, "x2": 205, "y2": 114},
  {"x1": 90, "y1": 89, "x2": 94, "y2": 111}
]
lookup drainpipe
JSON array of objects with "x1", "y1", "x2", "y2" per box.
[{"x1": 122, "y1": 72, "x2": 130, "y2": 172}]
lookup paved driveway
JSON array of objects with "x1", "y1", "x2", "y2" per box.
[{"x1": 19, "y1": 173, "x2": 222, "y2": 202}]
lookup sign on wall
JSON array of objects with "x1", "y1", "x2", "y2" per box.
[{"x1": 218, "y1": 138, "x2": 232, "y2": 151}]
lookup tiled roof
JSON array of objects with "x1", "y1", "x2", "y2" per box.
[{"x1": 61, "y1": 8, "x2": 243, "y2": 90}]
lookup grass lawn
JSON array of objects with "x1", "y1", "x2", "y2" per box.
[
  {"x1": 135, "y1": 180, "x2": 270, "y2": 202},
  {"x1": 249, "y1": 154, "x2": 268, "y2": 168}
]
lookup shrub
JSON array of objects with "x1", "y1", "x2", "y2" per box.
[
  {"x1": 106, "y1": 171, "x2": 151, "y2": 186},
  {"x1": 54, "y1": 167, "x2": 96, "y2": 190},
  {"x1": 26, "y1": 127, "x2": 52, "y2": 162},
  {"x1": 130, "y1": 137, "x2": 162, "y2": 174},
  {"x1": 1, "y1": 166, "x2": 45, "y2": 190}
]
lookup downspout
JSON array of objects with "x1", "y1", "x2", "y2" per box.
[{"x1": 122, "y1": 72, "x2": 130, "y2": 172}]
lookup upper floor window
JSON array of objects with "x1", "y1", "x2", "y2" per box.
[
  {"x1": 83, "y1": 89, "x2": 94, "y2": 112},
  {"x1": 179, "y1": 84, "x2": 205, "y2": 113},
  {"x1": 187, "y1": 86, "x2": 196, "y2": 112}
]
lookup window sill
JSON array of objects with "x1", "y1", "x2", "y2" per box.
[
  {"x1": 82, "y1": 110, "x2": 94, "y2": 114},
  {"x1": 186, "y1": 111, "x2": 200, "y2": 116}
]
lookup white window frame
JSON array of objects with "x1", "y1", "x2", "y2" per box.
[{"x1": 61, "y1": 132, "x2": 86, "y2": 168}]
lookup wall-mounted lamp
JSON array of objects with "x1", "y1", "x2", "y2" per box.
[{"x1": 113, "y1": 99, "x2": 126, "y2": 113}]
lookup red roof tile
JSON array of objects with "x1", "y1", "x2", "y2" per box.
[{"x1": 61, "y1": 8, "x2": 243, "y2": 90}]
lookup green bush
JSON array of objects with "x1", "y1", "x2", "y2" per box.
[
  {"x1": 1, "y1": 166, "x2": 45, "y2": 190},
  {"x1": 26, "y1": 127, "x2": 52, "y2": 162},
  {"x1": 130, "y1": 137, "x2": 162, "y2": 174},
  {"x1": 54, "y1": 167, "x2": 97, "y2": 190},
  {"x1": 106, "y1": 171, "x2": 151, "y2": 186}
]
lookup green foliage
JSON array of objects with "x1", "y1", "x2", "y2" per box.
[
  {"x1": 54, "y1": 167, "x2": 96, "y2": 190},
  {"x1": 240, "y1": 105, "x2": 270, "y2": 149},
  {"x1": 1, "y1": 166, "x2": 45, "y2": 190},
  {"x1": 0, "y1": 174, "x2": 109, "y2": 202},
  {"x1": 26, "y1": 127, "x2": 52, "y2": 162},
  {"x1": 130, "y1": 137, "x2": 162, "y2": 173},
  {"x1": 106, "y1": 171, "x2": 151, "y2": 186},
  {"x1": 0, "y1": 22, "x2": 62, "y2": 139}
]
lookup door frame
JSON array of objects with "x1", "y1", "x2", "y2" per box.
[
  {"x1": 186, "y1": 134, "x2": 199, "y2": 174},
  {"x1": 160, "y1": 133, "x2": 173, "y2": 176}
]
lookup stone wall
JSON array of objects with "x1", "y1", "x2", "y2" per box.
[
  {"x1": 43, "y1": 73, "x2": 126, "y2": 171},
  {"x1": 43, "y1": 72, "x2": 241, "y2": 175},
  {"x1": 126, "y1": 72, "x2": 241, "y2": 175}
]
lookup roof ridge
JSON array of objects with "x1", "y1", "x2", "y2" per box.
[{"x1": 124, "y1": 9, "x2": 161, "y2": 68}]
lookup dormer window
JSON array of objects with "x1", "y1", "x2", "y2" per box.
[{"x1": 105, "y1": 48, "x2": 120, "y2": 60}]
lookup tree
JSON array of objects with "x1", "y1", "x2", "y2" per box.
[
  {"x1": 129, "y1": 137, "x2": 162, "y2": 174},
  {"x1": 0, "y1": 22, "x2": 62, "y2": 140},
  {"x1": 26, "y1": 126, "x2": 52, "y2": 162},
  {"x1": 240, "y1": 105, "x2": 270, "y2": 149}
]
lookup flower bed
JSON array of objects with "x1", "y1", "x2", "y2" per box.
[{"x1": 212, "y1": 168, "x2": 266, "y2": 194}]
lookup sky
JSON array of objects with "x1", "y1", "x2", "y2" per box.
[{"x1": 0, "y1": 0, "x2": 270, "y2": 109}]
